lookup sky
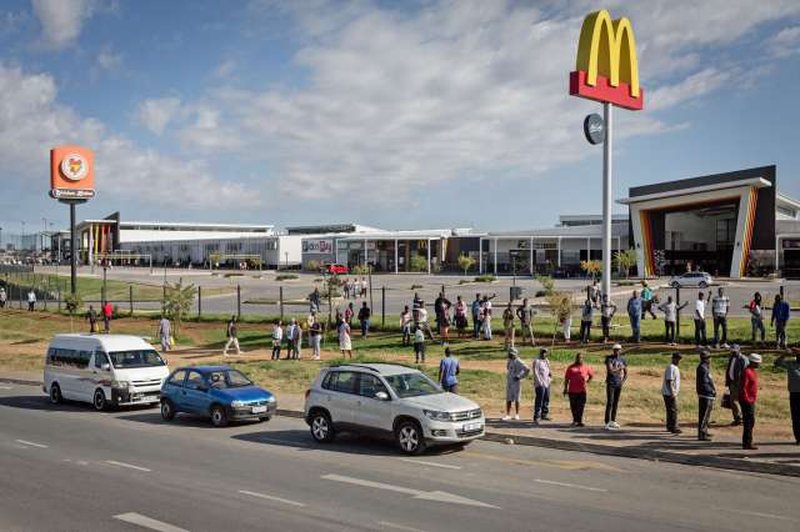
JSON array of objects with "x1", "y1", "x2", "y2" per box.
[{"x1": 1, "y1": 0, "x2": 799, "y2": 237}]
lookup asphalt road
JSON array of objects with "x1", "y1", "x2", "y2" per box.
[{"x1": 1, "y1": 383, "x2": 799, "y2": 531}]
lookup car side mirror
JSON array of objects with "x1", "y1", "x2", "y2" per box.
[
  {"x1": 375, "y1": 391, "x2": 390, "y2": 401},
  {"x1": 101, "y1": 363, "x2": 110, "y2": 371}
]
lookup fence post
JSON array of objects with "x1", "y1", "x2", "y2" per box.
[
  {"x1": 279, "y1": 286, "x2": 284, "y2": 321},
  {"x1": 129, "y1": 285, "x2": 134, "y2": 316},
  {"x1": 381, "y1": 286, "x2": 386, "y2": 327},
  {"x1": 676, "y1": 286, "x2": 681, "y2": 339},
  {"x1": 19, "y1": 283, "x2": 22, "y2": 309},
  {"x1": 237, "y1": 284, "x2": 242, "y2": 319},
  {"x1": 57, "y1": 287, "x2": 62, "y2": 312},
  {"x1": 198, "y1": 286, "x2": 202, "y2": 317}
]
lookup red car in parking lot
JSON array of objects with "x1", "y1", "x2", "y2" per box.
[{"x1": 324, "y1": 263, "x2": 349, "y2": 275}]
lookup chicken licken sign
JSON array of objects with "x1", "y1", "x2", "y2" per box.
[
  {"x1": 49, "y1": 145, "x2": 96, "y2": 296},
  {"x1": 569, "y1": 9, "x2": 644, "y2": 301}
]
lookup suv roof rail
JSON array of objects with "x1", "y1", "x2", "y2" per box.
[{"x1": 341, "y1": 363, "x2": 381, "y2": 373}]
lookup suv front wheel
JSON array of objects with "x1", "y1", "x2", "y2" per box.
[{"x1": 396, "y1": 420, "x2": 426, "y2": 455}]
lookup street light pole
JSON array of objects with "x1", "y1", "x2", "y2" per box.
[{"x1": 601, "y1": 102, "x2": 613, "y2": 300}]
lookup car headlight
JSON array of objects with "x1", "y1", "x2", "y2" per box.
[
  {"x1": 266, "y1": 396, "x2": 276, "y2": 403},
  {"x1": 423, "y1": 410, "x2": 452, "y2": 422},
  {"x1": 231, "y1": 400, "x2": 245, "y2": 408},
  {"x1": 111, "y1": 380, "x2": 130, "y2": 389}
]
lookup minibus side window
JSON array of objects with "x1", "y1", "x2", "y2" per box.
[
  {"x1": 94, "y1": 351, "x2": 109, "y2": 369},
  {"x1": 76, "y1": 350, "x2": 91, "y2": 369}
]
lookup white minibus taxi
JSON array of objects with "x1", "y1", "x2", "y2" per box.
[{"x1": 43, "y1": 334, "x2": 169, "y2": 410}]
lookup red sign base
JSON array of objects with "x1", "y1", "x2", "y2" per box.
[{"x1": 570, "y1": 70, "x2": 644, "y2": 110}]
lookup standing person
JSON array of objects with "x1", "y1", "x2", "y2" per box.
[
  {"x1": 434, "y1": 292, "x2": 451, "y2": 336},
  {"x1": 360, "y1": 277, "x2": 368, "y2": 298},
  {"x1": 438, "y1": 347, "x2": 460, "y2": 393},
  {"x1": 502, "y1": 302, "x2": 515, "y2": 349},
  {"x1": 343, "y1": 278, "x2": 350, "y2": 299},
  {"x1": 749, "y1": 292, "x2": 765, "y2": 345},
  {"x1": 740, "y1": 353, "x2": 761, "y2": 450},
  {"x1": 696, "y1": 350, "x2": 717, "y2": 441},
  {"x1": 344, "y1": 302, "x2": 355, "y2": 325},
  {"x1": 291, "y1": 319, "x2": 302, "y2": 359},
  {"x1": 413, "y1": 325, "x2": 426, "y2": 364},
  {"x1": 481, "y1": 295, "x2": 494, "y2": 341},
  {"x1": 0, "y1": 287, "x2": 6, "y2": 308},
  {"x1": 600, "y1": 294, "x2": 617, "y2": 344},
  {"x1": 309, "y1": 316, "x2": 322, "y2": 360},
  {"x1": 400, "y1": 305, "x2": 413, "y2": 346},
  {"x1": 102, "y1": 301, "x2": 113, "y2": 334},
  {"x1": 471, "y1": 294, "x2": 483, "y2": 339},
  {"x1": 439, "y1": 298, "x2": 452, "y2": 345},
  {"x1": 563, "y1": 353, "x2": 593, "y2": 427},
  {"x1": 559, "y1": 302, "x2": 572, "y2": 344},
  {"x1": 516, "y1": 298, "x2": 536, "y2": 346},
  {"x1": 309, "y1": 287, "x2": 321, "y2": 313},
  {"x1": 711, "y1": 287, "x2": 730, "y2": 349},
  {"x1": 771, "y1": 294, "x2": 791, "y2": 350},
  {"x1": 416, "y1": 303, "x2": 434, "y2": 340},
  {"x1": 454, "y1": 296, "x2": 468, "y2": 338},
  {"x1": 693, "y1": 291, "x2": 709, "y2": 347},
  {"x1": 626, "y1": 291, "x2": 642, "y2": 343},
  {"x1": 338, "y1": 318, "x2": 353, "y2": 358},
  {"x1": 503, "y1": 348, "x2": 530, "y2": 421},
  {"x1": 271, "y1": 321, "x2": 283, "y2": 360},
  {"x1": 579, "y1": 298, "x2": 593, "y2": 344},
  {"x1": 590, "y1": 280, "x2": 601, "y2": 308},
  {"x1": 27, "y1": 289, "x2": 36, "y2": 312},
  {"x1": 775, "y1": 350, "x2": 800, "y2": 445},
  {"x1": 641, "y1": 282, "x2": 657, "y2": 319},
  {"x1": 158, "y1": 315, "x2": 171, "y2": 353},
  {"x1": 532, "y1": 348, "x2": 552, "y2": 424},
  {"x1": 223, "y1": 316, "x2": 241, "y2": 357},
  {"x1": 85, "y1": 305, "x2": 98, "y2": 334},
  {"x1": 357, "y1": 302, "x2": 371, "y2": 338},
  {"x1": 661, "y1": 352, "x2": 683, "y2": 434},
  {"x1": 658, "y1": 296, "x2": 687, "y2": 346},
  {"x1": 725, "y1": 346, "x2": 748, "y2": 426},
  {"x1": 604, "y1": 343, "x2": 628, "y2": 430},
  {"x1": 285, "y1": 320, "x2": 297, "y2": 360}
]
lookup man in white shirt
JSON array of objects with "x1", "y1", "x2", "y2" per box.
[
  {"x1": 662, "y1": 352, "x2": 683, "y2": 433},
  {"x1": 694, "y1": 291, "x2": 709, "y2": 347},
  {"x1": 27, "y1": 289, "x2": 36, "y2": 312},
  {"x1": 711, "y1": 287, "x2": 730, "y2": 349},
  {"x1": 532, "y1": 348, "x2": 552, "y2": 424}
]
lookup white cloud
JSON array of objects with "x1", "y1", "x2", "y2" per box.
[
  {"x1": 648, "y1": 68, "x2": 732, "y2": 111},
  {"x1": 96, "y1": 46, "x2": 122, "y2": 70},
  {"x1": 768, "y1": 26, "x2": 800, "y2": 58},
  {"x1": 214, "y1": 58, "x2": 237, "y2": 79},
  {"x1": 0, "y1": 63, "x2": 258, "y2": 209},
  {"x1": 31, "y1": 0, "x2": 98, "y2": 50},
  {"x1": 136, "y1": 97, "x2": 182, "y2": 136}
]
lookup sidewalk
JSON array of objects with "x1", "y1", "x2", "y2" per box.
[{"x1": 5, "y1": 371, "x2": 797, "y2": 477}]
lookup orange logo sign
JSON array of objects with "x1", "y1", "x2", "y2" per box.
[{"x1": 50, "y1": 145, "x2": 95, "y2": 200}]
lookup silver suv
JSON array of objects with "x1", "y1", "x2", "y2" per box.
[{"x1": 304, "y1": 363, "x2": 485, "y2": 455}]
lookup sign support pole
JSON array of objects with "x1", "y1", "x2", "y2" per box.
[
  {"x1": 601, "y1": 102, "x2": 613, "y2": 299},
  {"x1": 69, "y1": 201, "x2": 78, "y2": 297}
]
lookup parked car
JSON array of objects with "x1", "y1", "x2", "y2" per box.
[
  {"x1": 324, "y1": 263, "x2": 349, "y2": 275},
  {"x1": 160, "y1": 365, "x2": 277, "y2": 427},
  {"x1": 44, "y1": 334, "x2": 169, "y2": 411},
  {"x1": 304, "y1": 363, "x2": 484, "y2": 455},
  {"x1": 669, "y1": 271, "x2": 713, "y2": 288}
]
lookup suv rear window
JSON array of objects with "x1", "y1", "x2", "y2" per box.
[{"x1": 322, "y1": 371, "x2": 357, "y2": 394}]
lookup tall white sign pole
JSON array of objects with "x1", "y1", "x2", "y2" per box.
[{"x1": 602, "y1": 102, "x2": 613, "y2": 299}]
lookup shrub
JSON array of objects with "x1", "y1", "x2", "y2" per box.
[
  {"x1": 613, "y1": 249, "x2": 637, "y2": 278},
  {"x1": 276, "y1": 274, "x2": 299, "y2": 281},
  {"x1": 351, "y1": 264, "x2": 369, "y2": 275},
  {"x1": 163, "y1": 280, "x2": 197, "y2": 334},
  {"x1": 457, "y1": 255, "x2": 476, "y2": 276},
  {"x1": 535, "y1": 275, "x2": 555, "y2": 296},
  {"x1": 409, "y1": 255, "x2": 428, "y2": 272},
  {"x1": 474, "y1": 274, "x2": 495, "y2": 283},
  {"x1": 306, "y1": 259, "x2": 321, "y2": 272}
]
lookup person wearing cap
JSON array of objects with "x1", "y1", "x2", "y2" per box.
[
  {"x1": 724, "y1": 345, "x2": 748, "y2": 426},
  {"x1": 604, "y1": 344, "x2": 628, "y2": 430},
  {"x1": 503, "y1": 348, "x2": 530, "y2": 421},
  {"x1": 532, "y1": 348, "x2": 552, "y2": 424},
  {"x1": 774, "y1": 349, "x2": 800, "y2": 444},
  {"x1": 661, "y1": 352, "x2": 683, "y2": 434},
  {"x1": 696, "y1": 351, "x2": 717, "y2": 441},
  {"x1": 740, "y1": 353, "x2": 761, "y2": 450},
  {"x1": 563, "y1": 352, "x2": 594, "y2": 427}
]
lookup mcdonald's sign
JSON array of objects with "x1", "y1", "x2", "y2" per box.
[{"x1": 569, "y1": 9, "x2": 644, "y2": 111}]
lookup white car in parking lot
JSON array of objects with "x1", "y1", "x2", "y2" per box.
[
  {"x1": 304, "y1": 363, "x2": 484, "y2": 455},
  {"x1": 669, "y1": 271, "x2": 713, "y2": 289}
]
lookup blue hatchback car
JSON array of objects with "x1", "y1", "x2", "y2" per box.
[{"x1": 160, "y1": 365, "x2": 277, "y2": 427}]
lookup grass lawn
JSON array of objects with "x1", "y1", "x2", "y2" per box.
[{"x1": 0, "y1": 308, "x2": 796, "y2": 439}]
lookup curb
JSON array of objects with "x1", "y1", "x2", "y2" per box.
[{"x1": 4, "y1": 376, "x2": 796, "y2": 478}]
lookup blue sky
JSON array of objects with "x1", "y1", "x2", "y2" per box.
[{"x1": 1, "y1": 0, "x2": 799, "y2": 236}]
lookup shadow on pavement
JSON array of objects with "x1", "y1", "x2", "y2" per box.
[
  {"x1": 116, "y1": 411, "x2": 254, "y2": 430},
  {"x1": 0, "y1": 394, "x2": 89, "y2": 412}
]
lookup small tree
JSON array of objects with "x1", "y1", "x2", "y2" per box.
[
  {"x1": 306, "y1": 259, "x2": 321, "y2": 272},
  {"x1": 546, "y1": 291, "x2": 572, "y2": 345},
  {"x1": 64, "y1": 292, "x2": 83, "y2": 333},
  {"x1": 613, "y1": 249, "x2": 638, "y2": 278},
  {"x1": 535, "y1": 274, "x2": 556, "y2": 297},
  {"x1": 580, "y1": 260, "x2": 602, "y2": 280},
  {"x1": 163, "y1": 280, "x2": 197, "y2": 335},
  {"x1": 409, "y1": 255, "x2": 428, "y2": 272},
  {"x1": 457, "y1": 254, "x2": 476, "y2": 276}
]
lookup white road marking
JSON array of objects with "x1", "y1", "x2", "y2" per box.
[
  {"x1": 378, "y1": 521, "x2": 427, "y2": 532},
  {"x1": 534, "y1": 479, "x2": 607, "y2": 493},
  {"x1": 104, "y1": 460, "x2": 152, "y2": 472},
  {"x1": 238, "y1": 489, "x2": 306, "y2": 507},
  {"x1": 398, "y1": 458, "x2": 462, "y2": 470},
  {"x1": 713, "y1": 507, "x2": 796, "y2": 522},
  {"x1": 113, "y1": 512, "x2": 189, "y2": 532},
  {"x1": 15, "y1": 439, "x2": 48, "y2": 448},
  {"x1": 0, "y1": 385, "x2": 13, "y2": 390},
  {"x1": 321, "y1": 474, "x2": 498, "y2": 508}
]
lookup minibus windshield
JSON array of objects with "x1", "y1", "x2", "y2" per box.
[{"x1": 108, "y1": 349, "x2": 166, "y2": 369}]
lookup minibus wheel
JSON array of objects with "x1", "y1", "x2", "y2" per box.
[
  {"x1": 93, "y1": 389, "x2": 107, "y2": 411},
  {"x1": 49, "y1": 383, "x2": 62, "y2": 404}
]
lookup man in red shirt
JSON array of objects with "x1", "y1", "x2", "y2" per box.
[
  {"x1": 563, "y1": 352, "x2": 594, "y2": 427},
  {"x1": 740, "y1": 353, "x2": 761, "y2": 450},
  {"x1": 102, "y1": 301, "x2": 113, "y2": 334}
]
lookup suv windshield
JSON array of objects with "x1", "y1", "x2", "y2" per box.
[
  {"x1": 384, "y1": 372, "x2": 441, "y2": 398},
  {"x1": 108, "y1": 349, "x2": 166, "y2": 369},
  {"x1": 207, "y1": 369, "x2": 252, "y2": 389}
]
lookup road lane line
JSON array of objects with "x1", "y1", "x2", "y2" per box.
[
  {"x1": 534, "y1": 479, "x2": 607, "y2": 493},
  {"x1": 713, "y1": 507, "x2": 796, "y2": 522},
  {"x1": 378, "y1": 521, "x2": 427, "y2": 532},
  {"x1": 113, "y1": 513, "x2": 189, "y2": 532},
  {"x1": 0, "y1": 385, "x2": 13, "y2": 390},
  {"x1": 238, "y1": 490, "x2": 306, "y2": 507},
  {"x1": 104, "y1": 460, "x2": 152, "y2": 472},
  {"x1": 398, "y1": 458, "x2": 462, "y2": 470},
  {"x1": 15, "y1": 439, "x2": 48, "y2": 448},
  {"x1": 463, "y1": 450, "x2": 622, "y2": 472},
  {"x1": 322, "y1": 474, "x2": 421, "y2": 495}
]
